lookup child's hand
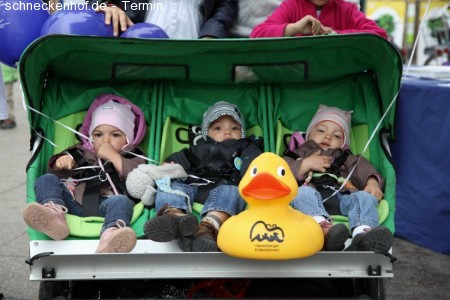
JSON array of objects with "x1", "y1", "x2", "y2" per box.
[
  {"x1": 96, "y1": 142, "x2": 123, "y2": 173},
  {"x1": 96, "y1": 4, "x2": 134, "y2": 37},
  {"x1": 54, "y1": 155, "x2": 74, "y2": 170},
  {"x1": 304, "y1": 152, "x2": 332, "y2": 172},
  {"x1": 364, "y1": 177, "x2": 384, "y2": 201},
  {"x1": 320, "y1": 26, "x2": 336, "y2": 35},
  {"x1": 297, "y1": 151, "x2": 331, "y2": 177},
  {"x1": 95, "y1": 142, "x2": 120, "y2": 161},
  {"x1": 286, "y1": 15, "x2": 323, "y2": 36}
]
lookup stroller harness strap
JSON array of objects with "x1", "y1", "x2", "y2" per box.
[
  {"x1": 67, "y1": 148, "x2": 103, "y2": 217},
  {"x1": 301, "y1": 150, "x2": 351, "y2": 215},
  {"x1": 82, "y1": 180, "x2": 102, "y2": 217},
  {"x1": 67, "y1": 148, "x2": 139, "y2": 217},
  {"x1": 182, "y1": 147, "x2": 240, "y2": 178},
  {"x1": 182, "y1": 147, "x2": 241, "y2": 204}
]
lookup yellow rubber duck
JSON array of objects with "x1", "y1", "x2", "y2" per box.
[{"x1": 217, "y1": 152, "x2": 324, "y2": 260}]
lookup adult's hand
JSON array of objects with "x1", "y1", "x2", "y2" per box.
[{"x1": 96, "y1": 5, "x2": 134, "y2": 36}]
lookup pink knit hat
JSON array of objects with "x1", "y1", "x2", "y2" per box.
[
  {"x1": 306, "y1": 105, "x2": 353, "y2": 148},
  {"x1": 89, "y1": 100, "x2": 135, "y2": 145}
]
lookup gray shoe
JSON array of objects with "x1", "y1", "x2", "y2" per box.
[
  {"x1": 178, "y1": 220, "x2": 219, "y2": 252},
  {"x1": 144, "y1": 206, "x2": 197, "y2": 242},
  {"x1": 347, "y1": 227, "x2": 393, "y2": 253},
  {"x1": 320, "y1": 221, "x2": 349, "y2": 251}
]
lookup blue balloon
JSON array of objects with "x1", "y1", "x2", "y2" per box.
[
  {"x1": 120, "y1": 23, "x2": 169, "y2": 39},
  {"x1": 0, "y1": 0, "x2": 50, "y2": 67},
  {"x1": 40, "y1": 8, "x2": 113, "y2": 37}
]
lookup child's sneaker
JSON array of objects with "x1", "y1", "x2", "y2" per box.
[
  {"x1": 143, "y1": 205, "x2": 198, "y2": 242},
  {"x1": 320, "y1": 220, "x2": 349, "y2": 251},
  {"x1": 347, "y1": 227, "x2": 393, "y2": 253},
  {"x1": 178, "y1": 219, "x2": 219, "y2": 252},
  {"x1": 95, "y1": 220, "x2": 137, "y2": 253},
  {"x1": 23, "y1": 201, "x2": 69, "y2": 240}
]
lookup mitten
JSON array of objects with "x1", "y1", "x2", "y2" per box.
[
  {"x1": 126, "y1": 165, "x2": 156, "y2": 206},
  {"x1": 126, "y1": 163, "x2": 188, "y2": 206},
  {"x1": 144, "y1": 163, "x2": 188, "y2": 181}
]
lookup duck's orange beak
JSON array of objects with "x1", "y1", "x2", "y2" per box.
[{"x1": 242, "y1": 172, "x2": 291, "y2": 200}]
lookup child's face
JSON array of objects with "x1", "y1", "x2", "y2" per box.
[
  {"x1": 308, "y1": 0, "x2": 330, "y2": 7},
  {"x1": 91, "y1": 124, "x2": 128, "y2": 152},
  {"x1": 208, "y1": 116, "x2": 242, "y2": 142},
  {"x1": 308, "y1": 121, "x2": 344, "y2": 150}
]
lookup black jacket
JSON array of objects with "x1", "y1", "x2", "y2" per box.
[{"x1": 166, "y1": 137, "x2": 264, "y2": 186}]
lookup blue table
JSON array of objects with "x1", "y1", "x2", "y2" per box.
[{"x1": 391, "y1": 76, "x2": 450, "y2": 255}]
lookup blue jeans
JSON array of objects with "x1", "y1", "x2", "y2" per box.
[
  {"x1": 34, "y1": 173, "x2": 134, "y2": 233},
  {"x1": 290, "y1": 185, "x2": 379, "y2": 229},
  {"x1": 155, "y1": 180, "x2": 247, "y2": 218}
]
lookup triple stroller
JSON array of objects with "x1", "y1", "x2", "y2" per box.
[{"x1": 21, "y1": 33, "x2": 402, "y2": 299}]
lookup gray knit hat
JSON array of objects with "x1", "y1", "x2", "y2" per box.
[{"x1": 201, "y1": 101, "x2": 245, "y2": 139}]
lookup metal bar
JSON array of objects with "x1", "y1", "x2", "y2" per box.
[{"x1": 28, "y1": 241, "x2": 394, "y2": 281}]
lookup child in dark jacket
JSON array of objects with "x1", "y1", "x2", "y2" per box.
[
  {"x1": 285, "y1": 105, "x2": 393, "y2": 254},
  {"x1": 144, "y1": 101, "x2": 263, "y2": 252},
  {"x1": 23, "y1": 94, "x2": 147, "y2": 253}
]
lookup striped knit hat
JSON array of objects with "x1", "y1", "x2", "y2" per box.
[
  {"x1": 201, "y1": 101, "x2": 245, "y2": 139},
  {"x1": 306, "y1": 105, "x2": 353, "y2": 148}
]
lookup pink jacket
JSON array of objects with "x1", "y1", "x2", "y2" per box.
[{"x1": 250, "y1": 0, "x2": 387, "y2": 38}]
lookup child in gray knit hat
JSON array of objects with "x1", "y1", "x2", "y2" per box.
[{"x1": 144, "y1": 101, "x2": 263, "y2": 252}]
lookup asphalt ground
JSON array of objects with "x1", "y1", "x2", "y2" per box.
[{"x1": 1, "y1": 82, "x2": 449, "y2": 300}]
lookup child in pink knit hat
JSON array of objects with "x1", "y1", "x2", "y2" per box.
[
  {"x1": 23, "y1": 94, "x2": 147, "y2": 253},
  {"x1": 284, "y1": 105, "x2": 393, "y2": 258}
]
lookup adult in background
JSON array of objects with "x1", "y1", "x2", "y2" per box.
[
  {"x1": 0, "y1": 68, "x2": 8, "y2": 123},
  {"x1": 93, "y1": 0, "x2": 238, "y2": 38},
  {"x1": 0, "y1": 64, "x2": 18, "y2": 129}
]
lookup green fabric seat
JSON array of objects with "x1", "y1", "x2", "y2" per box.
[{"x1": 160, "y1": 81, "x2": 269, "y2": 160}]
